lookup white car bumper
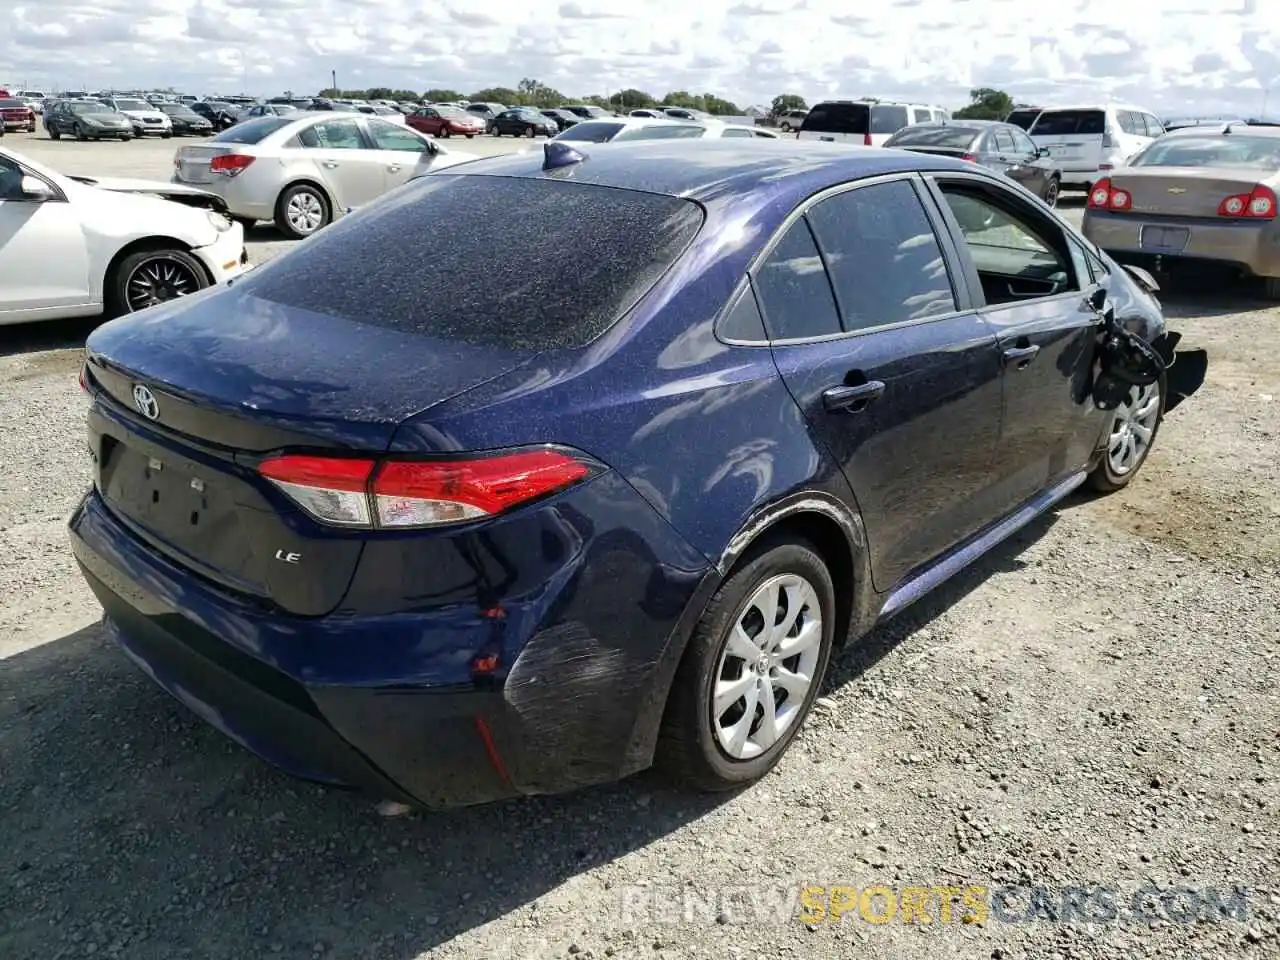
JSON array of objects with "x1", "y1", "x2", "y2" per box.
[{"x1": 192, "y1": 222, "x2": 251, "y2": 284}]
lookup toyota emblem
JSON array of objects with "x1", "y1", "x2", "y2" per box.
[{"x1": 132, "y1": 384, "x2": 160, "y2": 420}]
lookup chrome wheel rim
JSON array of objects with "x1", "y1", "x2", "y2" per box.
[
  {"x1": 125, "y1": 256, "x2": 200, "y2": 312},
  {"x1": 1045, "y1": 180, "x2": 1060, "y2": 207},
  {"x1": 1107, "y1": 381, "x2": 1160, "y2": 476},
  {"x1": 712, "y1": 574, "x2": 823, "y2": 761},
  {"x1": 286, "y1": 191, "x2": 324, "y2": 234}
]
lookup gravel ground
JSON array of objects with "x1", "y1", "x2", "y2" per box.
[{"x1": 0, "y1": 137, "x2": 1277, "y2": 959}]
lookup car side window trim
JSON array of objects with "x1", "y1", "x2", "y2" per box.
[
  {"x1": 723, "y1": 173, "x2": 980, "y2": 347},
  {"x1": 919, "y1": 172, "x2": 1090, "y2": 313}
]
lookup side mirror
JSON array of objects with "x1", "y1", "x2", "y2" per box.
[
  {"x1": 1088, "y1": 286, "x2": 1108, "y2": 312},
  {"x1": 1035, "y1": 146, "x2": 1048, "y2": 158},
  {"x1": 21, "y1": 176, "x2": 52, "y2": 201}
]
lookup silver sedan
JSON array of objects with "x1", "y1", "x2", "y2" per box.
[{"x1": 171, "y1": 112, "x2": 476, "y2": 238}]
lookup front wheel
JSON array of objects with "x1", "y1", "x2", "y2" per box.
[
  {"x1": 106, "y1": 248, "x2": 209, "y2": 317},
  {"x1": 1043, "y1": 176, "x2": 1061, "y2": 207},
  {"x1": 524, "y1": 125, "x2": 535, "y2": 138},
  {"x1": 465, "y1": 134, "x2": 474, "y2": 139},
  {"x1": 49, "y1": 127, "x2": 60, "y2": 140},
  {"x1": 657, "y1": 538, "x2": 836, "y2": 792},
  {"x1": 1088, "y1": 377, "x2": 1164, "y2": 493},
  {"x1": 74, "y1": 124, "x2": 87, "y2": 141},
  {"x1": 1264, "y1": 277, "x2": 1280, "y2": 300},
  {"x1": 438, "y1": 127, "x2": 451, "y2": 138}
]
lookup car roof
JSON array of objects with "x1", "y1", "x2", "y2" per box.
[
  {"x1": 1035, "y1": 103, "x2": 1147, "y2": 112},
  {"x1": 1163, "y1": 122, "x2": 1280, "y2": 138},
  {"x1": 897, "y1": 119, "x2": 1005, "y2": 129},
  {"x1": 443, "y1": 138, "x2": 982, "y2": 203}
]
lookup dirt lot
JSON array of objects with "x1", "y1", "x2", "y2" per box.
[{"x1": 0, "y1": 139, "x2": 1277, "y2": 959}]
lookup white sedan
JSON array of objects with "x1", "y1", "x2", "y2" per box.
[{"x1": 0, "y1": 147, "x2": 249, "y2": 326}]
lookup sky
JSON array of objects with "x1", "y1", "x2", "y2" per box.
[{"x1": 3, "y1": 0, "x2": 1279, "y2": 117}]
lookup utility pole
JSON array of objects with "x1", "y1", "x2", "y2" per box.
[
  {"x1": 331, "y1": 69, "x2": 337, "y2": 94},
  {"x1": 1263, "y1": 84, "x2": 1271, "y2": 120}
]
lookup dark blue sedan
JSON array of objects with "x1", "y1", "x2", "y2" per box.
[{"x1": 70, "y1": 140, "x2": 1175, "y2": 808}]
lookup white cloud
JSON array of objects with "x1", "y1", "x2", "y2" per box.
[{"x1": 1, "y1": 0, "x2": 1277, "y2": 117}]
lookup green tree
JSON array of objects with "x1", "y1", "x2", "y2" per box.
[
  {"x1": 614, "y1": 88, "x2": 655, "y2": 110},
  {"x1": 702, "y1": 93, "x2": 740, "y2": 115},
  {"x1": 770, "y1": 93, "x2": 806, "y2": 117},
  {"x1": 661, "y1": 90, "x2": 699, "y2": 109},
  {"x1": 581, "y1": 94, "x2": 610, "y2": 108},
  {"x1": 422, "y1": 88, "x2": 464, "y2": 102},
  {"x1": 317, "y1": 87, "x2": 340, "y2": 98},
  {"x1": 953, "y1": 87, "x2": 1014, "y2": 120},
  {"x1": 468, "y1": 86, "x2": 521, "y2": 106}
]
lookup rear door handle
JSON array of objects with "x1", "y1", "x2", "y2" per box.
[
  {"x1": 822, "y1": 380, "x2": 885, "y2": 413},
  {"x1": 1002, "y1": 345, "x2": 1041, "y2": 369},
  {"x1": 387, "y1": 164, "x2": 401, "y2": 172},
  {"x1": 322, "y1": 161, "x2": 339, "y2": 168}
]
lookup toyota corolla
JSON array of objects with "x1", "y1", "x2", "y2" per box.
[{"x1": 70, "y1": 140, "x2": 1177, "y2": 809}]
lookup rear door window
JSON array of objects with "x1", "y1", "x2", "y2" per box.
[
  {"x1": 800, "y1": 102, "x2": 869, "y2": 136},
  {"x1": 806, "y1": 179, "x2": 956, "y2": 330},
  {"x1": 994, "y1": 129, "x2": 1017, "y2": 154},
  {"x1": 912, "y1": 108, "x2": 931, "y2": 123},
  {"x1": 236, "y1": 176, "x2": 704, "y2": 351},
  {"x1": 1005, "y1": 109, "x2": 1041, "y2": 130},
  {"x1": 752, "y1": 220, "x2": 842, "y2": 340},
  {"x1": 212, "y1": 116, "x2": 293, "y2": 143},
  {"x1": 1030, "y1": 109, "x2": 1106, "y2": 136},
  {"x1": 555, "y1": 121, "x2": 625, "y2": 142},
  {"x1": 871, "y1": 105, "x2": 910, "y2": 134}
]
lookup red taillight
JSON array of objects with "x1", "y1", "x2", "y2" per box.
[
  {"x1": 960, "y1": 153, "x2": 977, "y2": 163},
  {"x1": 78, "y1": 365, "x2": 90, "y2": 393},
  {"x1": 1087, "y1": 178, "x2": 1131, "y2": 211},
  {"x1": 1218, "y1": 184, "x2": 1277, "y2": 219},
  {"x1": 209, "y1": 153, "x2": 255, "y2": 177},
  {"x1": 258, "y1": 448, "x2": 594, "y2": 529},
  {"x1": 863, "y1": 133, "x2": 872, "y2": 146}
]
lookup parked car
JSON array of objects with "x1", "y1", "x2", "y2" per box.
[
  {"x1": 492, "y1": 107, "x2": 558, "y2": 138},
  {"x1": 464, "y1": 102, "x2": 507, "y2": 132},
  {"x1": 242, "y1": 103, "x2": 298, "y2": 119},
  {"x1": 190, "y1": 101, "x2": 243, "y2": 131},
  {"x1": 777, "y1": 108, "x2": 808, "y2": 133},
  {"x1": 406, "y1": 105, "x2": 485, "y2": 139},
  {"x1": 171, "y1": 113, "x2": 476, "y2": 238},
  {"x1": 552, "y1": 117, "x2": 709, "y2": 143},
  {"x1": 700, "y1": 121, "x2": 781, "y2": 139},
  {"x1": 71, "y1": 140, "x2": 1174, "y2": 811},
  {"x1": 155, "y1": 102, "x2": 214, "y2": 136},
  {"x1": 1024, "y1": 104, "x2": 1164, "y2": 190},
  {"x1": 562, "y1": 104, "x2": 614, "y2": 120},
  {"x1": 798, "y1": 99, "x2": 950, "y2": 146},
  {"x1": 884, "y1": 120, "x2": 1062, "y2": 205},
  {"x1": 540, "y1": 108, "x2": 580, "y2": 132},
  {"x1": 0, "y1": 97, "x2": 36, "y2": 132},
  {"x1": 629, "y1": 108, "x2": 665, "y2": 118},
  {"x1": 353, "y1": 104, "x2": 407, "y2": 125},
  {"x1": 98, "y1": 97, "x2": 173, "y2": 137},
  {"x1": 1082, "y1": 122, "x2": 1280, "y2": 298},
  {"x1": 0, "y1": 145, "x2": 247, "y2": 324},
  {"x1": 44, "y1": 100, "x2": 134, "y2": 141}
]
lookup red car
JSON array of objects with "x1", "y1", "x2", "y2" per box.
[
  {"x1": 0, "y1": 98, "x2": 36, "y2": 132},
  {"x1": 406, "y1": 105, "x2": 484, "y2": 139}
]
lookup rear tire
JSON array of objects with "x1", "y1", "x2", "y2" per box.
[
  {"x1": 74, "y1": 123, "x2": 87, "y2": 141},
  {"x1": 1087, "y1": 375, "x2": 1165, "y2": 493},
  {"x1": 1264, "y1": 277, "x2": 1280, "y2": 300},
  {"x1": 49, "y1": 128, "x2": 60, "y2": 140},
  {"x1": 657, "y1": 538, "x2": 836, "y2": 792},
  {"x1": 274, "y1": 183, "x2": 330, "y2": 240},
  {"x1": 524, "y1": 125, "x2": 535, "y2": 138}
]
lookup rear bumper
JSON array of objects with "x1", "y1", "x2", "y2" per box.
[
  {"x1": 1083, "y1": 210, "x2": 1280, "y2": 278},
  {"x1": 68, "y1": 475, "x2": 711, "y2": 807}
]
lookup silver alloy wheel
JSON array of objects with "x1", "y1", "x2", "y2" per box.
[
  {"x1": 124, "y1": 256, "x2": 200, "y2": 312},
  {"x1": 1106, "y1": 381, "x2": 1161, "y2": 476},
  {"x1": 1045, "y1": 179, "x2": 1060, "y2": 207},
  {"x1": 286, "y1": 191, "x2": 325, "y2": 235},
  {"x1": 712, "y1": 573, "x2": 823, "y2": 761}
]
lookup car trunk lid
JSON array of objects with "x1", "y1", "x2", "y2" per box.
[
  {"x1": 173, "y1": 144, "x2": 236, "y2": 184},
  {"x1": 1107, "y1": 167, "x2": 1275, "y2": 218},
  {"x1": 84, "y1": 286, "x2": 536, "y2": 616}
]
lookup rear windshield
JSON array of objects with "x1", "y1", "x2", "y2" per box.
[
  {"x1": 555, "y1": 121, "x2": 625, "y2": 142},
  {"x1": 1130, "y1": 135, "x2": 1280, "y2": 170},
  {"x1": 213, "y1": 116, "x2": 293, "y2": 143},
  {"x1": 0, "y1": 99, "x2": 24, "y2": 108},
  {"x1": 1030, "y1": 109, "x2": 1106, "y2": 136},
  {"x1": 1005, "y1": 109, "x2": 1041, "y2": 130},
  {"x1": 886, "y1": 125, "x2": 978, "y2": 149},
  {"x1": 237, "y1": 176, "x2": 705, "y2": 351},
  {"x1": 616, "y1": 124, "x2": 706, "y2": 140},
  {"x1": 800, "y1": 102, "x2": 869, "y2": 135},
  {"x1": 870, "y1": 105, "x2": 910, "y2": 134}
]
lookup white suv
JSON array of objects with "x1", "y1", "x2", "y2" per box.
[
  {"x1": 797, "y1": 99, "x2": 950, "y2": 146},
  {"x1": 1025, "y1": 104, "x2": 1164, "y2": 190}
]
